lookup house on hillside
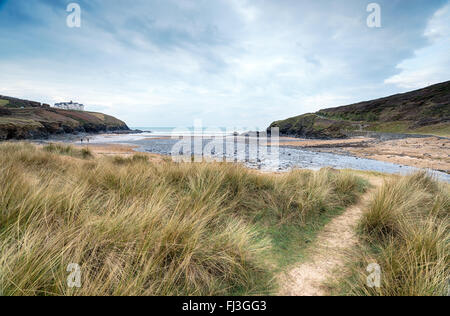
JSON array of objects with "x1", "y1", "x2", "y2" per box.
[{"x1": 54, "y1": 101, "x2": 85, "y2": 111}]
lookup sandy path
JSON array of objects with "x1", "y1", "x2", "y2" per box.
[{"x1": 279, "y1": 177, "x2": 383, "y2": 296}]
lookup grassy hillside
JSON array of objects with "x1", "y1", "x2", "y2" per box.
[
  {"x1": 269, "y1": 113, "x2": 359, "y2": 139},
  {"x1": 269, "y1": 81, "x2": 450, "y2": 138},
  {"x1": 0, "y1": 142, "x2": 367, "y2": 296},
  {"x1": 0, "y1": 96, "x2": 129, "y2": 140}
]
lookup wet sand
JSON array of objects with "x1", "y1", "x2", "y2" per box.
[
  {"x1": 64, "y1": 133, "x2": 449, "y2": 180},
  {"x1": 73, "y1": 143, "x2": 165, "y2": 162},
  {"x1": 281, "y1": 136, "x2": 449, "y2": 173}
]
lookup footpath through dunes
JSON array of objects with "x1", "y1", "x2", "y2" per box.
[
  {"x1": 0, "y1": 142, "x2": 370, "y2": 296},
  {"x1": 279, "y1": 176, "x2": 383, "y2": 296}
]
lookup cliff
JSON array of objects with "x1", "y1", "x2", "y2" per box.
[
  {"x1": 0, "y1": 95, "x2": 130, "y2": 140},
  {"x1": 269, "y1": 81, "x2": 450, "y2": 138}
]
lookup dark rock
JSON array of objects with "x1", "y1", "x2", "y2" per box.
[
  {"x1": 0, "y1": 95, "x2": 130, "y2": 141},
  {"x1": 0, "y1": 108, "x2": 12, "y2": 116}
]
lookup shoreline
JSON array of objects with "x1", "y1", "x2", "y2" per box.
[
  {"x1": 278, "y1": 136, "x2": 449, "y2": 174},
  {"x1": 67, "y1": 135, "x2": 449, "y2": 179},
  {"x1": 23, "y1": 125, "x2": 447, "y2": 181}
]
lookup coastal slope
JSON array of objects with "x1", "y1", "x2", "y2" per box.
[
  {"x1": 0, "y1": 95, "x2": 129, "y2": 140},
  {"x1": 269, "y1": 81, "x2": 450, "y2": 138}
]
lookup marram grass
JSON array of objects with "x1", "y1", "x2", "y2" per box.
[
  {"x1": 337, "y1": 172, "x2": 449, "y2": 296},
  {"x1": 0, "y1": 142, "x2": 367, "y2": 296}
]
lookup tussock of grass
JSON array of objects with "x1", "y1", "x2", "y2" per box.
[
  {"x1": 0, "y1": 142, "x2": 367, "y2": 296},
  {"x1": 112, "y1": 154, "x2": 149, "y2": 165},
  {"x1": 339, "y1": 172, "x2": 449, "y2": 296},
  {"x1": 44, "y1": 143, "x2": 93, "y2": 159}
]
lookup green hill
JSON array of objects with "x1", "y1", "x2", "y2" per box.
[
  {"x1": 269, "y1": 81, "x2": 450, "y2": 138},
  {"x1": 0, "y1": 95, "x2": 129, "y2": 140}
]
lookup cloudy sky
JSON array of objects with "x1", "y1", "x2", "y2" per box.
[{"x1": 0, "y1": 0, "x2": 449, "y2": 128}]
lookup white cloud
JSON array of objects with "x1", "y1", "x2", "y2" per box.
[
  {"x1": 385, "y1": 4, "x2": 450, "y2": 89},
  {"x1": 0, "y1": 0, "x2": 447, "y2": 128}
]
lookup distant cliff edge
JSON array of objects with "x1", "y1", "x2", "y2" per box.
[
  {"x1": 268, "y1": 81, "x2": 450, "y2": 139},
  {"x1": 0, "y1": 95, "x2": 130, "y2": 140}
]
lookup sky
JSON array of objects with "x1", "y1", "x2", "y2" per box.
[{"x1": 0, "y1": 0, "x2": 449, "y2": 128}]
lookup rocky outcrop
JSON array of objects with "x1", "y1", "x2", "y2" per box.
[
  {"x1": 269, "y1": 114, "x2": 356, "y2": 139},
  {"x1": 269, "y1": 81, "x2": 450, "y2": 138},
  {"x1": 0, "y1": 96, "x2": 130, "y2": 141}
]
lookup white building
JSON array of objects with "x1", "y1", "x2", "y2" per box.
[{"x1": 54, "y1": 101, "x2": 85, "y2": 111}]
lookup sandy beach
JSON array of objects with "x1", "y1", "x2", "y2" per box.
[
  {"x1": 73, "y1": 143, "x2": 166, "y2": 162},
  {"x1": 67, "y1": 133, "x2": 450, "y2": 175},
  {"x1": 277, "y1": 136, "x2": 449, "y2": 173}
]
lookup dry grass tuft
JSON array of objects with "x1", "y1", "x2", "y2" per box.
[
  {"x1": 0, "y1": 142, "x2": 367, "y2": 296},
  {"x1": 340, "y1": 171, "x2": 449, "y2": 296}
]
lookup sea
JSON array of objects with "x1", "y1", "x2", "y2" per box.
[{"x1": 64, "y1": 127, "x2": 450, "y2": 183}]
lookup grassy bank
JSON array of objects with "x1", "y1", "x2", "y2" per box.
[
  {"x1": 270, "y1": 81, "x2": 450, "y2": 138},
  {"x1": 0, "y1": 142, "x2": 367, "y2": 296},
  {"x1": 0, "y1": 100, "x2": 129, "y2": 140},
  {"x1": 336, "y1": 172, "x2": 449, "y2": 296}
]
